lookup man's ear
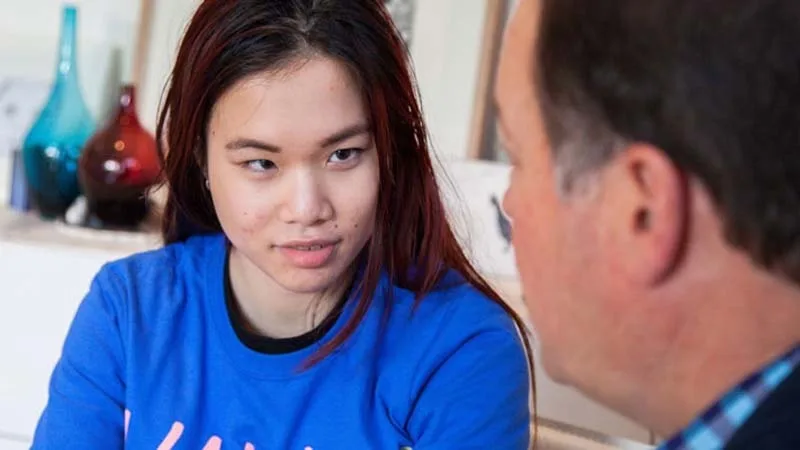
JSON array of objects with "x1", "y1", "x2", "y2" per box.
[{"x1": 600, "y1": 143, "x2": 688, "y2": 286}]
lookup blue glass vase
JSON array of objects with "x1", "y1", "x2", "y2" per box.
[{"x1": 22, "y1": 6, "x2": 95, "y2": 219}]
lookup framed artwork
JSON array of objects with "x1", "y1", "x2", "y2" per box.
[
  {"x1": 467, "y1": 0, "x2": 513, "y2": 162},
  {"x1": 133, "y1": 0, "x2": 156, "y2": 92},
  {"x1": 439, "y1": 159, "x2": 518, "y2": 278},
  {"x1": 384, "y1": 0, "x2": 417, "y2": 45}
]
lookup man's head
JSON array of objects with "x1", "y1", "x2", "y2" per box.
[{"x1": 497, "y1": 0, "x2": 800, "y2": 429}]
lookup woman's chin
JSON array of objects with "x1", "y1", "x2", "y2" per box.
[{"x1": 271, "y1": 265, "x2": 351, "y2": 295}]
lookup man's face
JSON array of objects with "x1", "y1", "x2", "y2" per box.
[
  {"x1": 496, "y1": 0, "x2": 629, "y2": 386},
  {"x1": 496, "y1": 0, "x2": 761, "y2": 431}
]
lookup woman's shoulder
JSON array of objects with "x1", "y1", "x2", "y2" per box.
[
  {"x1": 374, "y1": 269, "x2": 530, "y2": 437},
  {"x1": 101, "y1": 233, "x2": 221, "y2": 279},
  {"x1": 379, "y1": 269, "x2": 525, "y2": 364},
  {"x1": 388, "y1": 269, "x2": 520, "y2": 337},
  {"x1": 89, "y1": 233, "x2": 225, "y2": 308}
]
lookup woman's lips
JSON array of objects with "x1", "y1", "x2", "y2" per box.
[{"x1": 277, "y1": 240, "x2": 339, "y2": 269}]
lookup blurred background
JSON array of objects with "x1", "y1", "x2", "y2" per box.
[
  {"x1": 0, "y1": 1, "x2": 655, "y2": 449},
  {"x1": 0, "y1": 0, "x2": 509, "y2": 168}
]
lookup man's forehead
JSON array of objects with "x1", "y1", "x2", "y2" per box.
[
  {"x1": 508, "y1": 0, "x2": 540, "y2": 45},
  {"x1": 496, "y1": 0, "x2": 540, "y2": 124}
]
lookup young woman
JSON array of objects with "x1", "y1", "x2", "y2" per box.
[{"x1": 32, "y1": 1, "x2": 534, "y2": 448}]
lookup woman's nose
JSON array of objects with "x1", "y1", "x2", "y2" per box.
[{"x1": 280, "y1": 168, "x2": 333, "y2": 226}]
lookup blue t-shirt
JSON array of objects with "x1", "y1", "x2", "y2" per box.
[{"x1": 32, "y1": 233, "x2": 531, "y2": 449}]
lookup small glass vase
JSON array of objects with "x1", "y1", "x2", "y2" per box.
[
  {"x1": 78, "y1": 84, "x2": 161, "y2": 229},
  {"x1": 21, "y1": 5, "x2": 95, "y2": 219}
]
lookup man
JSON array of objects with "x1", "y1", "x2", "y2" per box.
[{"x1": 496, "y1": 0, "x2": 800, "y2": 448}]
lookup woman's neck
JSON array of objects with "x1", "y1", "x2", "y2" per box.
[{"x1": 227, "y1": 247, "x2": 353, "y2": 339}]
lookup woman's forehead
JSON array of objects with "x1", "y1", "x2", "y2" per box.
[{"x1": 208, "y1": 56, "x2": 369, "y2": 148}]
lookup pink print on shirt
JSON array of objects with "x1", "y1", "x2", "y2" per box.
[
  {"x1": 123, "y1": 409, "x2": 411, "y2": 450},
  {"x1": 125, "y1": 409, "x2": 259, "y2": 450}
]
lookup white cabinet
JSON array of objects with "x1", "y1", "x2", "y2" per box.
[
  {"x1": 0, "y1": 211, "x2": 158, "y2": 446},
  {"x1": 0, "y1": 436, "x2": 30, "y2": 450}
]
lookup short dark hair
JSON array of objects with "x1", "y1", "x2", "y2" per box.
[{"x1": 536, "y1": 0, "x2": 800, "y2": 281}]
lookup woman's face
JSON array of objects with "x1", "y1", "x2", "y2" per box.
[{"x1": 206, "y1": 56, "x2": 379, "y2": 294}]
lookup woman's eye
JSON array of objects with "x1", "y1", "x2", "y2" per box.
[
  {"x1": 245, "y1": 159, "x2": 276, "y2": 172},
  {"x1": 329, "y1": 148, "x2": 362, "y2": 164}
]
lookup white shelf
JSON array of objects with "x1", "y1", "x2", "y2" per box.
[{"x1": 0, "y1": 207, "x2": 160, "y2": 255}]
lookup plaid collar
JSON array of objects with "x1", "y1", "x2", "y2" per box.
[{"x1": 658, "y1": 343, "x2": 800, "y2": 450}]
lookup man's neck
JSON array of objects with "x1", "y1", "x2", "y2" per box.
[
  {"x1": 641, "y1": 275, "x2": 800, "y2": 438},
  {"x1": 228, "y1": 248, "x2": 352, "y2": 339}
]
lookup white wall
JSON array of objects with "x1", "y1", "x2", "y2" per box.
[
  {"x1": 409, "y1": 0, "x2": 488, "y2": 160},
  {"x1": 139, "y1": 0, "x2": 201, "y2": 133},
  {"x1": 0, "y1": 0, "x2": 141, "y2": 120}
]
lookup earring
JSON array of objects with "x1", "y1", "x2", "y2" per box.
[{"x1": 205, "y1": 179, "x2": 210, "y2": 190}]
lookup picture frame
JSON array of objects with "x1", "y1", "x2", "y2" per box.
[{"x1": 466, "y1": 0, "x2": 512, "y2": 161}]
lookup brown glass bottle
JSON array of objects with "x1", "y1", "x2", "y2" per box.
[{"x1": 78, "y1": 84, "x2": 161, "y2": 229}]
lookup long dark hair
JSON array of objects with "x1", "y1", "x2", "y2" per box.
[{"x1": 156, "y1": 0, "x2": 535, "y2": 423}]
